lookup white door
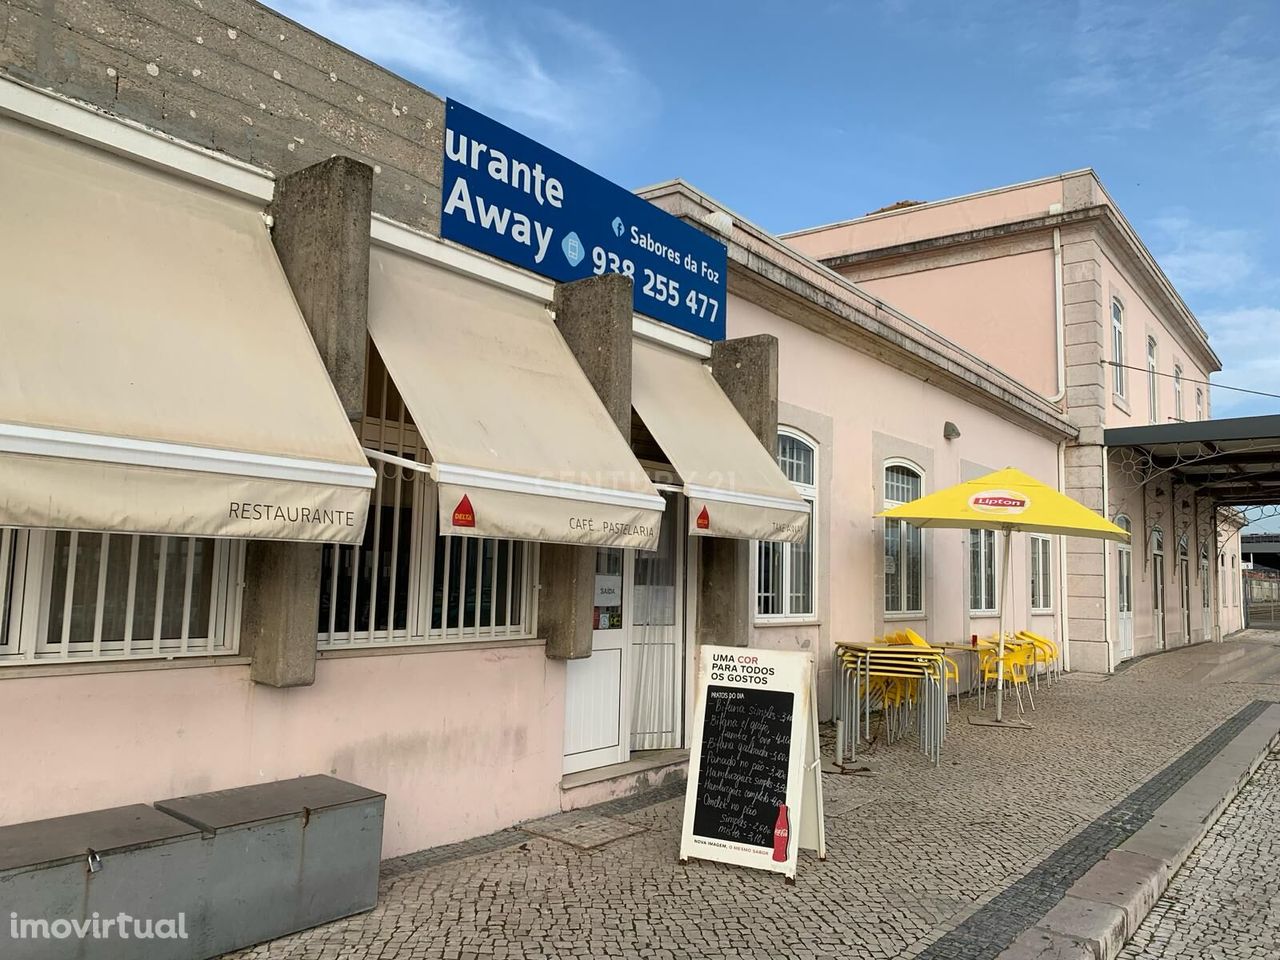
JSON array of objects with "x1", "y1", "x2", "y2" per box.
[
  {"x1": 563, "y1": 548, "x2": 632, "y2": 774},
  {"x1": 1117, "y1": 543, "x2": 1134, "y2": 659},
  {"x1": 630, "y1": 493, "x2": 685, "y2": 752},
  {"x1": 1153, "y1": 552, "x2": 1166, "y2": 650},
  {"x1": 1180, "y1": 557, "x2": 1191, "y2": 645}
]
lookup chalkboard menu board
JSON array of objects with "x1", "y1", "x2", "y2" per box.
[
  {"x1": 691, "y1": 686, "x2": 793, "y2": 848},
  {"x1": 680, "y1": 646, "x2": 825, "y2": 880}
]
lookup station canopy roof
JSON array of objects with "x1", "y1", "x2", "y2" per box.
[{"x1": 1105, "y1": 415, "x2": 1280, "y2": 508}]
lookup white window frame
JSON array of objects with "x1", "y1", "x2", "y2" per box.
[
  {"x1": 0, "y1": 527, "x2": 242, "y2": 665},
  {"x1": 1146, "y1": 336, "x2": 1159, "y2": 424},
  {"x1": 1116, "y1": 516, "x2": 1134, "y2": 615},
  {"x1": 882, "y1": 459, "x2": 925, "y2": 618},
  {"x1": 1111, "y1": 299, "x2": 1127, "y2": 399},
  {"x1": 317, "y1": 347, "x2": 539, "y2": 651},
  {"x1": 1173, "y1": 364, "x2": 1184, "y2": 421},
  {"x1": 1195, "y1": 388, "x2": 1204, "y2": 421},
  {"x1": 755, "y1": 427, "x2": 818, "y2": 623},
  {"x1": 1029, "y1": 534, "x2": 1053, "y2": 613},
  {"x1": 969, "y1": 528, "x2": 999, "y2": 615}
]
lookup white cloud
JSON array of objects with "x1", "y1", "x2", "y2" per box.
[
  {"x1": 1053, "y1": 2, "x2": 1280, "y2": 153},
  {"x1": 266, "y1": 0, "x2": 657, "y2": 152},
  {"x1": 1148, "y1": 214, "x2": 1255, "y2": 294},
  {"x1": 1199, "y1": 306, "x2": 1280, "y2": 416}
]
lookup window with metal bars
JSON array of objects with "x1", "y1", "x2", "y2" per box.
[
  {"x1": 316, "y1": 343, "x2": 537, "y2": 649},
  {"x1": 0, "y1": 527, "x2": 241, "y2": 664},
  {"x1": 755, "y1": 429, "x2": 817, "y2": 621}
]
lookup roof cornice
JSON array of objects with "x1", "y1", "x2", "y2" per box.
[
  {"x1": 638, "y1": 180, "x2": 1077, "y2": 443},
  {"x1": 815, "y1": 206, "x2": 1221, "y2": 374}
]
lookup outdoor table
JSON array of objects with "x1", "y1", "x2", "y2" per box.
[
  {"x1": 934, "y1": 641, "x2": 997, "y2": 701},
  {"x1": 833, "y1": 641, "x2": 947, "y2": 766}
]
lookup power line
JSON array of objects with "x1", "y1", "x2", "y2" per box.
[{"x1": 1104, "y1": 360, "x2": 1280, "y2": 403}]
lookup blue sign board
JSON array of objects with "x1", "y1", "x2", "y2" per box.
[{"x1": 441, "y1": 100, "x2": 728, "y2": 341}]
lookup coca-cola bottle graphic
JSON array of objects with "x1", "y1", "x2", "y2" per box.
[{"x1": 771, "y1": 804, "x2": 790, "y2": 862}]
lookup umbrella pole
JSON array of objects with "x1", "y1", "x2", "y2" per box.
[{"x1": 996, "y1": 528, "x2": 1012, "y2": 723}]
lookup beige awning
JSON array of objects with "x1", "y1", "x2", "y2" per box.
[
  {"x1": 368, "y1": 246, "x2": 664, "y2": 550},
  {"x1": 632, "y1": 339, "x2": 809, "y2": 542},
  {"x1": 0, "y1": 116, "x2": 374, "y2": 544}
]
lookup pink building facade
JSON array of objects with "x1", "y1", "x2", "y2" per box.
[
  {"x1": 785, "y1": 171, "x2": 1244, "y2": 668},
  {"x1": 0, "y1": 0, "x2": 1247, "y2": 867}
]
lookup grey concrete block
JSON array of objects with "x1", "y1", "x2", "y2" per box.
[
  {"x1": 1069, "y1": 851, "x2": 1164, "y2": 935},
  {"x1": 709, "y1": 334, "x2": 779, "y2": 450},
  {"x1": 540, "y1": 543, "x2": 596, "y2": 660},
  {"x1": 270, "y1": 154, "x2": 373, "y2": 422},
  {"x1": 1037, "y1": 895, "x2": 1127, "y2": 960},
  {"x1": 553, "y1": 274, "x2": 634, "y2": 438},
  {"x1": 239, "y1": 541, "x2": 323, "y2": 687},
  {"x1": 1116, "y1": 815, "x2": 1206, "y2": 879},
  {"x1": 998, "y1": 925, "x2": 1096, "y2": 960},
  {"x1": 697, "y1": 537, "x2": 752, "y2": 648}
]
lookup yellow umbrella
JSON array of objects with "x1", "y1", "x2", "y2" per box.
[{"x1": 878, "y1": 467, "x2": 1128, "y2": 723}]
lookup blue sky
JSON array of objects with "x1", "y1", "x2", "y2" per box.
[{"x1": 269, "y1": 0, "x2": 1280, "y2": 419}]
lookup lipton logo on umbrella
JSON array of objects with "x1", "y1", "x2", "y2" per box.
[
  {"x1": 452, "y1": 494, "x2": 476, "y2": 528},
  {"x1": 696, "y1": 506, "x2": 710, "y2": 529},
  {"x1": 969, "y1": 489, "x2": 1029, "y2": 515}
]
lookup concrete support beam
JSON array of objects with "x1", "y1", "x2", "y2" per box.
[
  {"x1": 239, "y1": 156, "x2": 374, "y2": 687},
  {"x1": 543, "y1": 275, "x2": 634, "y2": 660},
  {"x1": 240, "y1": 543, "x2": 325, "y2": 688},
  {"x1": 698, "y1": 335, "x2": 781, "y2": 648},
  {"x1": 552, "y1": 274, "x2": 634, "y2": 436},
  {"x1": 269, "y1": 156, "x2": 374, "y2": 422}
]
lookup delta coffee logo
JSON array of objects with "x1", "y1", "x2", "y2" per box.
[
  {"x1": 696, "y1": 506, "x2": 711, "y2": 530},
  {"x1": 968, "y1": 489, "x2": 1029, "y2": 515},
  {"x1": 452, "y1": 494, "x2": 476, "y2": 528}
]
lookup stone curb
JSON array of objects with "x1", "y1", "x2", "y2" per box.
[{"x1": 996, "y1": 703, "x2": 1280, "y2": 960}]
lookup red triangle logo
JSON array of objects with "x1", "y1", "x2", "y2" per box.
[
  {"x1": 452, "y1": 494, "x2": 476, "y2": 528},
  {"x1": 696, "y1": 505, "x2": 710, "y2": 529}
]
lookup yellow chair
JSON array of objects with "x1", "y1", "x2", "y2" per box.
[
  {"x1": 978, "y1": 642, "x2": 1035, "y2": 715},
  {"x1": 904, "y1": 628, "x2": 961, "y2": 714},
  {"x1": 1017, "y1": 630, "x2": 1061, "y2": 683}
]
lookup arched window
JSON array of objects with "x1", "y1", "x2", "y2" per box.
[
  {"x1": 1111, "y1": 299, "x2": 1127, "y2": 399},
  {"x1": 883, "y1": 461, "x2": 924, "y2": 615},
  {"x1": 756, "y1": 429, "x2": 817, "y2": 620},
  {"x1": 1195, "y1": 388, "x2": 1205, "y2": 421},
  {"x1": 1151, "y1": 526, "x2": 1164, "y2": 555},
  {"x1": 1147, "y1": 336, "x2": 1159, "y2": 424},
  {"x1": 1173, "y1": 365, "x2": 1184, "y2": 421}
]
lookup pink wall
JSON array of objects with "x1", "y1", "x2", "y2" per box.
[
  {"x1": 854, "y1": 250, "x2": 1060, "y2": 397},
  {"x1": 1100, "y1": 256, "x2": 1214, "y2": 428},
  {"x1": 784, "y1": 180, "x2": 1065, "y2": 259},
  {"x1": 729, "y1": 294, "x2": 1062, "y2": 691},
  {"x1": 0, "y1": 645, "x2": 566, "y2": 857}
]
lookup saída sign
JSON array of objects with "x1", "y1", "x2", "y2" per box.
[{"x1": 441, "y1": 100, "x2": 728, "y2": 341}]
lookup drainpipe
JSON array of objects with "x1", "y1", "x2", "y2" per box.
[
  {"x1": 1048, "y1": 227, "x2": 1067, "y2": 404},
  {"x1": 1102, "y1": 446, "x2": 1115, "y2": 672},
  {"x1": 1057, "y1": 438, "x2": 1072, "y2": 671}
]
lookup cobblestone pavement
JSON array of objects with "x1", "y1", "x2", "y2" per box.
[
  {"x1": 228, "y1": 633, "x2": 1280, "y2": 960},
  {"x1": 1117, "y1": 746, "x2": 1280, "y2": 960}
]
